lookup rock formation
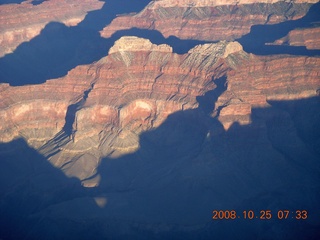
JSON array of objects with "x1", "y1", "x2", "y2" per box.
[
  {"x1": 269, "y1": 27, "x2": 320, "y2": 49},
  {"x1": 216, "y1": 53, "x2": 320, "y2": 129},
  {"x1": 0, "y1": 37, "x2": 241, "y2": 185},
  {"x1": 1, "y1": 35, "x2": 319, "y2": 185},
  {"x1": 101, "y1": 0, "x2": 317, "y2": 41},
  {"x1": 0, "y1": 0, "x2": 320, "y2": 239}
]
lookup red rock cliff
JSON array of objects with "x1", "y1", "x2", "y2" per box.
[
  {"x1": 101, "y1": 0, "x2": 316, "y2": 41},
  {"x1": 269, "y1": 27, "x2": 320, "y2": 50},
  {"x1": 215, "y1": 52, "x2": 320, "y2": 129},
  {"x1": 0, "y1": 37, "x2": 238, "y2": 185},
  {"x1": 1, "y1": 36, "x2": 319, "y2": 185}
]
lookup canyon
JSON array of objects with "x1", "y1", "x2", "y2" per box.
[
  {"x1": 101, "y1": 0, "x2": 318, "y2": 41},
  {"x1": 0, "y1": 0, "x2": 320, "y2": 239},
  {"x1": 269, "y1": 27, "x2": 320, "y2": 49}
]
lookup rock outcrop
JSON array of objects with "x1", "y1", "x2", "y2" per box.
[
  {"x1": 0, "y1": 37, "x2": 239, "y2": 185},
  {"x1": 101, "y1": 0, "x2": 316, "y2": 41},
  {"x1": 1, "y1": 36, "x2": 319, "y2": 185},
  {"x1": 1, "y1": 2, "x2": 320, "y2": 239},
  {"x1": 216, "y1": 52, "x2": 320, "y2": 129},
  {"x1": 269, "y1": 27, "x2": 320, "y2": 49},
  {"x1": 0, "y1": 65, "x2": 93, "y2": 145},
  {"x1": 0, "y1": 0, "x2": 103, "y2": 57}
]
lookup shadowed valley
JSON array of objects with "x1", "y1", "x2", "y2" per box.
[{"x1": 0, "y1": 1, "x2": 319, "y2": 239}]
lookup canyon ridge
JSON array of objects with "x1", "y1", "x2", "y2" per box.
[{"x1": 0, "y1": 0, "x2": 319, "y2": 239}]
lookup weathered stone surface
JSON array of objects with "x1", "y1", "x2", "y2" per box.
[
  {"x1": 0, "y1": 37, "x2": 234, "y2": 182},
  {"x1": 1, "y1": 36, "x2": 319, "y2": 183},
  {"x1": 0, "y1": 65, "x2": 94, "y2": 145},
  {"x1": 101, "y1": 1, "x2": 315, "y2": 41},
  {"x1": 148, "y1": 0, "x2": 319, "y2": 8},
  {"x1": 215, "y1": 52, "x2": 320, "y2": 129},
  {"x1": 109, "y1": 36, "x2": 172, "y2": 54},
  {"x1": 269, "y1": 27, "x2": 320, "y2": 49},
  {"x1": 1, "y1": 4, "x2": 320, "y2": 236}
]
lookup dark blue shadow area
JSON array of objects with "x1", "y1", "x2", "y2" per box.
[
  {"x1": 0, "y1": 22, "x2": 108, "y2": 86},
  {"x1": 30, "y1": 0, "x2": 46, "y2": 5},
  {"x1": 0, "y1": 79, "x2": 320, "y2": 238},
  {"x1": 0, "y1": 24, "x2": 210, "y2": 86},
  {"x1": 267, "y1": 97, "x2": 320, "y2": 155},
  {"x1": 0, "y1": 0, "x2": 207, "y2": 86},
  {"x1": 237, "y1": 2, "x2": 320, "y2": 55},
  {"x1": 1, "y1": 1, "x2": 320, "y2": 86},
  {"x1": 63, "y1": 83, "x2": 94, "y2": 135},
  {"x1": 0, "y1": 139, "x2": 89, "y2": 240},
  {"x1": 196, "y1": 77, "x2": 227, "y2": 115},
  {"x1": 0, "y1": 0, "x2": 153, "y2": 86},
  {"x1": 93, "y1": 95, "x2": 320, "y2": 239},
  {"x1": 78, "y1": 0, "x2": 151, "y2": 32},
  {"x1": 0, "y1": 0, "x2": 25, "y2": 4}
]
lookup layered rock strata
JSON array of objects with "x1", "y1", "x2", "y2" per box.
[
  {"x1": 0, "y1": 2, "x2": 320, "y2": 238},
  {"x1": 215, "y1": 53, "x2": 320, "y2": 129},
  {"x1": 0, "y1": 0, "x2": 103, "y2": 57},
  {"x1": 1, "y1": 37, "x2": 319, "y2": 185},
  {"x1": 0, "y1": 37, "x2": 238, "y2": 185},
  {"x1": 101, "y1": 0, "x2": 317, "y2": 41},
  {"x1": 0, "y1": 65, "x2": 94, "y2": 145},
  {"x1": 269, "y1": 27, "x2": 320, "y2": 49}
]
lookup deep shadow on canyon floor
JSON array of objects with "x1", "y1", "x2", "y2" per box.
[
  {"x1": 0, "y1": 77, "x2": 319, "y2": 239},
  {"x1": 236, "y1": 2, "x2": 320, "y2": 55},
  {"x1": 0, "y1": 1, "x2": 320, "y2": 239},
  {"x1": 1, "y1": 2, "x2": 320, "y2": 86},
  {"x1": 0, "y1": 0, "x2": 26, "y2": 5},
  {"x1": 0, "y1": 0, "x2": 151, "y2": 85}
]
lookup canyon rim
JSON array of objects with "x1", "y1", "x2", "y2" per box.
[{"x1": 0, "y1": 0, "x2": 320, "y2": 239}]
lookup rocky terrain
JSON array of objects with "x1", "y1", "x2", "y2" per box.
[
  {"x1": 101, "y1": 0, "x2": 318, "y2": 41},
  {"x1": 269, "y1": 27, "x2": 320, "y2": 49},
  {"x1": 0, "y1": 0, "x2": 320, "y2": 239},
  {"x1": 0, "y1": 37, "x2": 240, "y2": 185}
]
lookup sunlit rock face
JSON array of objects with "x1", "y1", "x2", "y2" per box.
[
  {"x1": 269, "y1": 27, "x2": 320, "y2": 50},
  {"x1": 101, "y1": 0, "x2": 317, "y2": 41},
  {"x1": 1, "y1": 35, "x2": 319, "y2": 185},
  {"x1": 0, "y1": 65, "x2": 94, "y2": 145},
  {"x1": 0, "y1": 0, "x2": 103, "y2": 57},
  {"x1": 0, "y1": 1, "x2": 320, "y2": 239},
  {"x1": 215, "y1": 52, "x2": 320, "y2": 129},
  {"x1": 0, "y1": 37, "x2": 239, "y2": 184}
]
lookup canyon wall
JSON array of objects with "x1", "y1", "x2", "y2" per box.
[
  {"x1": 1, "y1": 37, "x2": 319, "y2": 185},
  {"x1": 0, "y1": 38, "x2": 238, "y2": 185},
  {"x1": 101, "y1": 0, "x2": 316, "y2": 41},
  {"x1": 216, "y1": 52, "x2": 320, "y2": 129},
  {"x1": 1, "y1": 1, "x2": 320, "y2": 239},
  {"x1": 270, "y1": 27, "x2": 320, "y2": 49}
]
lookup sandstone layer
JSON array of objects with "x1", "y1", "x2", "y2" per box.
[
  {"x1": 0, "y1": 6, "x2": 320, "y2": 236},
  {"x1": 0, "y1": 64, "x2": 94, "y2": 145},
  {"x1": 216, "y1": 53, "x2": 320, "y2": 129},
  {"x1": 1, "y1": 37, "x2": 319, "y2": 186},
  {"x1": 0, "y1": 0, "x2": 103, "y2": 57},
  {"x1": 1, "y1": 0, "x2": 320, "y2": 239},
  {"x1": 148, "y1": 0, "x2": 319, "y2": 8},
  {"x1": 269, "y1": 27, "x2": 320, "y2": 49},
  {"x1": 0, "y1": 37, "x2": 239, "y2": 185},
  {"x1": 101, "y1": 0, "x2": 315, "y2": 41}
]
